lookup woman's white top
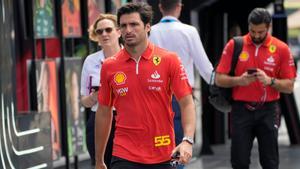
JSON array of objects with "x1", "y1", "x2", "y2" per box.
[{"x1": 80, "y1": 50, "x2": 104, "y2": 111}]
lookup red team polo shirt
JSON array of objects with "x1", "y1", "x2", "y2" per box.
[
  {"x1": 217, "y1": 33, "x2": 296, "y2": 102},
  {"x1": 98, "y1": 42, "x2": 192, "y2": 164}
]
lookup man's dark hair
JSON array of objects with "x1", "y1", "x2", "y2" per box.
[
  {"x1": 248, "y1": 8, "x2": 272, "y2": 26},
  {"x1": 117, "y1": 2, "x2": 153, "y2": 26},
  {"x1": 159, "y1": 0, "x2": 181, "y2": 12}
]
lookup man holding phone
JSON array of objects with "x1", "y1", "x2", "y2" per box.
[
  {"x1": 247, "y1": 68, "x2": 257, "y2": 75},
  {"x1": 215, "y1": 8, "x2": 296, "y2": 169}
]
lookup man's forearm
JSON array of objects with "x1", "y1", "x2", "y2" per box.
[
  {"x1": 215, "y1": 73, "x2": 241, "y2": 88},
  {"x1": 95, "y1": 105, "x2": 113, "y2": 165},
  {"x1": 270, "y1": 78, "x2": 295, "y2": 94},
  {"x1": 179, "y1": 95, "x2": 196, "y2": 138}
]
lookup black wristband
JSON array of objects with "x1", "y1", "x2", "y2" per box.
[{"x1": 270, "y1": 77, "x2": 276, "y2": 86}]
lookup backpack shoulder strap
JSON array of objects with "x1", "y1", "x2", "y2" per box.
[{"x1": 229, "y1": 36, "x2": 243, "y2": 76}]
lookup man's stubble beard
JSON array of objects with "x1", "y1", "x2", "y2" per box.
[{"x1": 251, "y1": 34, "x2": 267, "y2": 45}]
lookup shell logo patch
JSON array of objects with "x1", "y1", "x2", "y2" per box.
[
  {"x1": 269, "y1": 45, "x2": 276, "y2": 53},
  {"x1": 239, "y1": 51, "x2": 249, "y2": 61},
  {"x1": 114, "y1": 72, "x2": 127, "y2": 85},
  {"x1": 153, "y1": 56, "x2": 161, "y2": 66}
]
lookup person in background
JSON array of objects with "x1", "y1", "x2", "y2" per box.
[
  {"x1": 229, "y1": 22, "x2": 242, "y2": 39},
  {"x1": 95, "y1": 2, "x2": 196, "y2": 169},
  {"x1": 80, "y1": 13, "x2": 121, "y2": 168},
  {"x1": 215, "y1": 8, "x2": 296, "y2": 169},
  {"x1": 149, "y1": 1, "x2": 213, "y2": 167}
]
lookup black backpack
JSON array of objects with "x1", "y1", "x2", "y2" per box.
[{"x1": 208, "y1": 36, "x2": 243, "y2": 113}]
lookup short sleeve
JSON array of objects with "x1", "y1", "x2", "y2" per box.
[
  {"x1": 278, "y1": 46, "x2": 297, "y2": 79},
  {"x1": 216, "y1": 39, "x2": 235, "y2": 74},
  {"x1": 189, "y1": 27, "x2": 213, "y2": 83},
  {"x1": 169, "y1": 54, "x2": 192, "y2": 100},
  {"x1": 98, "y1": 63, "x2": 114, "y2": 106},
  {"x1": 80, "y1": 60, "x2": 89, "y2": 96}
]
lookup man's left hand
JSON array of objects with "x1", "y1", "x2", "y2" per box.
[
  {"x1": 171, "y1": 141, "x2": 193, "y2": 165},
  {"x1": 255, "y1": 68, "x2": 271, "y2": 86}
]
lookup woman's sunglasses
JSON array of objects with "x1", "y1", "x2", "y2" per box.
[{"x1": 95, "y1": 27, "x2": 113, "y2": 35}]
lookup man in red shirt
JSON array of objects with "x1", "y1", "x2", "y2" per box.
[
  {"x1": 95, "y1": 2, "x2": 196, "y2": 169},
  {"x1": 216, "y1": 8, "x2": 296, "y2": 169}
]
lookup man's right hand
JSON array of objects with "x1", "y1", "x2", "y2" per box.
[
  {"x1": 237, "y1": 72, "x2": 256, "y2": 86},
  {"x1": 95, "y1": 105, "x2": 113, "y2": 169}
]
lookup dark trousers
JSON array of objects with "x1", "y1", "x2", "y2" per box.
[
  {"x1": 172, "y1": 97, "x2": 185, "y2": 169},
  {"x1": 86, "y1": 110, "x2": 116, "y2": 167},
  {"x1": 231, "y1": 101, "x2": 280, "y2": 169},
  {"x1": 172, "y1": 96, "x2": 184, "y2": 146},
  {"x1": 110, "y1": 156, "x2": 175, "y2": 169}
]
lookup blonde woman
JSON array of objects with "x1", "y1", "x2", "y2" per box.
[{"x1": 80, "y1": 13, "x2": 121, "y2": 167}]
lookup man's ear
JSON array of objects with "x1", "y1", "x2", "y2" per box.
[
  {"x1": 268, "y1": 23, "x2": 272, "y2": 33},
  {"x1": 117, "y1": 28, "x2": 121, "y2": 38},
  {"x1": 145, "y1": 23, "x2": 151, "y2": 33}
]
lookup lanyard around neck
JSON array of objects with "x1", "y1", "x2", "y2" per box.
[{"x1": 160, "y1": 18, "x2": 177, "y2": 23}]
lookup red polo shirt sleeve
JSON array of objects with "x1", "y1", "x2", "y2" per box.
[
  {"x1": 216, "y1": 39, "x2": 235, "y2": 74},
  {"x1": 169, "y1": 53, "x2": 192, "y2": 99},
  {"x1": 98, "y1": 61, "x2": 114, "y2": 107},
  {"x1": 278, "y1": 44, "x2": 297, "y2": 79}
]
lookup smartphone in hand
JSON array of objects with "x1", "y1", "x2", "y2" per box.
[
  {"x1": 170, "y1": 152, "x2": 180, "y2": 167},
  {"x1": 247, "y1": 68, "x2": 257, "y2": 75},
  {"x1": 91, "y1": 86, "x2": 99, "y2": 92}
]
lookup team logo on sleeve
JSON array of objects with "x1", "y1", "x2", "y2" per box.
[
  {"x1": 179, "y1": 64, "x2": 188, "y2": 80},
  {"x1": 114, "y1": 72, "x2": 127, "y2": 85},
  {"x1": 239, "y1": 51, "x2": 249, "y2": 62},
  {"x1": 153, "y1": 55, "x2": 161, "y2": 66},
  {"x1": 289, "y1": 53, "x2": 295, "y2": 66},
  {"x1": 269, "y1": 45, "x2": 276, "y2": 53}
]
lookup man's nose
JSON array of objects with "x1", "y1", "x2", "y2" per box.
[
  {"x1": 254, "y1": 32, "x2": 260, "y2": 38},
  {"x1": 124, "y1": 25, "x2": 133, "y2": 33}
]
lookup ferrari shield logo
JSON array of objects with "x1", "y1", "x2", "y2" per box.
[
  {"x1": 153, "y1": 56, "x2": 161, "y2": 66},
  {"x1": 269, "y1": 45, "x2": 276, "y2": 53}
]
